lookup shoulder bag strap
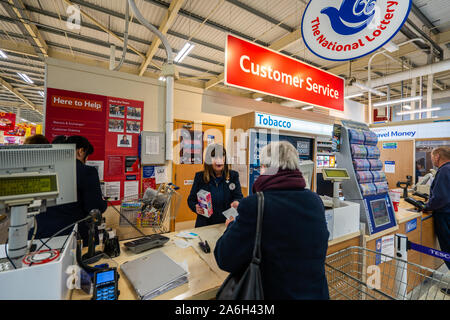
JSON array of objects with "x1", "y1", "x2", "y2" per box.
[{"x1": 252, "y1": 191, "x2": 264, "y2": 264}]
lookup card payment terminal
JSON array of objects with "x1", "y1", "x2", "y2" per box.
[{"x1": 92, "y1": 268, "x2": 120, "y2": 300}]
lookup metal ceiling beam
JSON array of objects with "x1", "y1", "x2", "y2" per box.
[
  {"x1": 24, "y1": 1, "x2": 224, "y2": 53},
  {"x1": 2, "y1": 21, "x2": 221, "y2": 77},
  {"x1": 0, "y1": 76, "x2": 38, "y2": 111},
  {"x1": 36, "y1": 28, "x2": 220, "y2": 75},
  {"x1": 142, "y1": 0, "x2": 270, "y2": 47},
  {"x1": 225, "y1": 0, "x2": 294, "y2": 33},
  {"x1": 62, "y1": 0, "x2": 154, "y2": 66},
  {"x1": 32, "y1": 0, "x2": 315, "y2": 67},
  {"x1": 403, "y1": 20, "x2": 443, "y2": 60},
  {"x1": 3, "y1": 0, "x2": 48, "y2": 57},
  {"x1": 411, "y1": 3, "x2": 440, "y2": 35},
  {"x1": 138, "y1": 0, "x2": 185, "y2": 76},
  {"x1": 17, "y1": 4, "x2": 224, "y2": 65}
]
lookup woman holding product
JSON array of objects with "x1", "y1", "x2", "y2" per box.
[{"x1": 187, "y1": 143, "x2": 243, "y2": 228}]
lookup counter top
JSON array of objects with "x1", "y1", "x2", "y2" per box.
[
  {"x1": 71, "y1": 219, "x2": 361, "y2": 300},
  {"x1": 71, "y1": 224, "x2": 228, "y2": 300}
]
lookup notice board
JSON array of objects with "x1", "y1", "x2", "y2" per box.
[{"x1": 45, "y1": 88, "x2": 144, "y2": 205}]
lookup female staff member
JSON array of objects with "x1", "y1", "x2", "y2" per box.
[{"x1": 187, "y1": 144, "x2": 243, "y2": 228}]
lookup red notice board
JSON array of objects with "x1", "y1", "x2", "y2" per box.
[{"x1": 45, "y1": 88, "x2": 144, "y2": 205}]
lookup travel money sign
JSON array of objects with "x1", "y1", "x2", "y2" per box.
[
  {"x1": 301, "y1": 0, "x2": 412, "y2": 61},
  {"x1": 225, "y1": 34, "x2": 344, "y2": 111}
]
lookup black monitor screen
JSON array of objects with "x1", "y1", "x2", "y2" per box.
[{"x1": 370, "y1": 199, "x2": 391, "y2": 227}]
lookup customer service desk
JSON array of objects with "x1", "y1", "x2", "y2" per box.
[
  {"x1": 70, "y1": 196, "x2": 441, "y2": 300},
  {"x1": 71, "y1": 223, "x2": 363, "y2": 300}
]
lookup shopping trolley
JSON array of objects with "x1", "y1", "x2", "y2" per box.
[
  {"x1": 325, "y1": 245, "x2": 450, "y2": 300},
  {"x1": 111, "y1": 183, "x2": 181, "y2": 235}
]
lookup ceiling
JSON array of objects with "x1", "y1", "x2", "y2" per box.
[{"x1": 1, "y1": 0, "x2": 449, "y2": 123}]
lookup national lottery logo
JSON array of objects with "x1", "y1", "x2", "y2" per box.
[{"x1": 301, "y1": 0, "x2": 412, "y2": 61}]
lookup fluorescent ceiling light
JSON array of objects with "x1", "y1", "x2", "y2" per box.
[
  {"x1": 254, "y1": 97, "x2": 263, "y2": 101},
  {"x1": 0, "y1": 50, "x2": 7, "y2": 59},
  {"x1": 352, "y1": 82, "x2": 386, "y2": 96},
  {"x1": 396, "y1": 107, "x2": 440, "y2": 116},
  {"x1": 302, "y1": 105, "x2": 314, "y2": 110},
  {"x1": 382, "y1": 41, "x2": 399, "y2": 53},
  {"x1": 402, "y1": 105, "x2": 411, "y2": 110},
  {"x1": 174, "y1": 42, "x2": 195, "y2": 63},
  {"x1": 38, "y1": 91, "x2": 45, "y2": 97},
  {"x1": 158, "y1": 76, "x2": 166, "y2": 82},
  {"x1": 373, "y1": 96, "x2": 423, "y2": 107},
  {"x1": 17, "y1": 72, "x2": 33, "y2": 84},
  {"x1": 344, "y1": 93, "x2": 364, "y2": 99}
]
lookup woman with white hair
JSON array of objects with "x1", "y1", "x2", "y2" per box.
[{"x1": 214, "y1": 141, "x2": 330, "y2": 299}]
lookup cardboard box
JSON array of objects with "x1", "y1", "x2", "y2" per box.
[{"x1": 197, "y1": 189, "x2": 213, "y2": 218}]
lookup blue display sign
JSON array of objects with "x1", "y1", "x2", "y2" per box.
[
  {"x1": 143, "y1": 166, "x2": 155, "y2": 178},
  {"x1": 406, "y1": 218, "x2": 417, "y2": 233}
]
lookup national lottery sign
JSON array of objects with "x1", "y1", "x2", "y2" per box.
[{"x1": 301, "y1": 0, "x2": 412, "y2": 61}]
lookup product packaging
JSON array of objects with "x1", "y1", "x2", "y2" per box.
[{"x1": 197, "y1": 189, "x2": 213, "y2": 218}]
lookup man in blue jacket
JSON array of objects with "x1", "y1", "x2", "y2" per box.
[{"x1": 424, "y1": 146, "x2": 450, "y2": 295}]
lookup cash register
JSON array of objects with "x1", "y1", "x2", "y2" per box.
[
  {"x1": 0, "y1": 145, "x2": 78, "y2": 299},
  {"x1": 319, "y1": 168, "x2": 360, "y2": 241}
]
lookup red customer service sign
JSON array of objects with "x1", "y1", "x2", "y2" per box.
[{"x1": 225, "y1": 34, "x2": 344, "y2": 111}]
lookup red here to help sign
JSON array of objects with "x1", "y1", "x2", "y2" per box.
[{"x1": 225, "y1": 34, "x2": 344, "y2": 111}]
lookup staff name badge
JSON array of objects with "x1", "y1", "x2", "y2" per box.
[{"x1": 301, "y1": 0, "x2": 412, "y2": 61}]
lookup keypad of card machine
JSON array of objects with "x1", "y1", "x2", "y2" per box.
[{"x1": 93, "y1": 268, "x2": 119, "y2": 300}]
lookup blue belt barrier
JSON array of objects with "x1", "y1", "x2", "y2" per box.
[{"x1": 408, "y1": 241, "x2": 450, "y2": 262}]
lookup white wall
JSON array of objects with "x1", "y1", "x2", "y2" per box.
[{"x1": 329, "y1": 99, "x2": 365, "y2": 123}]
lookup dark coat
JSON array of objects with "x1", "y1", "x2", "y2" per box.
[
  {"x1": 187, "y1": 170, "x2": 243, "y2": 227},
  {"x1": 426, "y1": 161, "x2": 450, "y2": 214},
  {"x1": 214, "y1": 188, "x2": 330, "y2": 300},
  {"x1": 30, "y1": 159, "x2": 107, "y2": 246}
]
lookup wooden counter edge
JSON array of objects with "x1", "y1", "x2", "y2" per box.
[
  {"x1": 364, "y1": 225, "x2": 399, "y2": 242},
  {"x1": 395, "y1": 210, "x2": 422, "y2": 225},
  {"x1": 328, "y1": 231, "x2": 361, "y2": 247}
]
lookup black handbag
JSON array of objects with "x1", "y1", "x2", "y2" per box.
[{"x1": 216, "y1": 192, "x2": 265, "y2": 300}]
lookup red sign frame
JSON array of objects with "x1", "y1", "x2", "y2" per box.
[
  {"x1": 45, "y1": 88, "x2": 144, "y2": 205},
  {"x1": 224, "y1": 34, "x2": 344, "y2": 111}
]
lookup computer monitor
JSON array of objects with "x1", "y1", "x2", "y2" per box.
[
  {"x1": 0, "y1": 144, "x2": 77, "y2": 208},
  {"x1": 299, "y1": 160, "x2": 314, "y2": 189},
  {"x1": 0, "y1": 144, "x2": 77, "y2": 264}
]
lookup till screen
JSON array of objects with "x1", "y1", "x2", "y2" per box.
[
  {"x1": 323, "y1": 169, "x2": 349, "y2": 178},
  {"x1": 96, "y1": 270, "x2": 114, "y2": 284},
  {"x1": 370, "y1": 199, "x2": 391, "y2": 227},
  {"x1": 0, "y1": 175, "x2": 57, "y2": 197}
]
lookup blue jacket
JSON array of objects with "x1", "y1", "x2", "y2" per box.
[
  {"x1": 214, "y1": 189, "x2": 330, "y2": 300},
  {"x1": 30, "y1": 160, "x2": 107, "y2": 245},
  {"x1": 187, "y1": 170, "x2": 243, "y2": 227},
  {"x1": 426, "y1": 161, "x2": 450, "y2": 214}
]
